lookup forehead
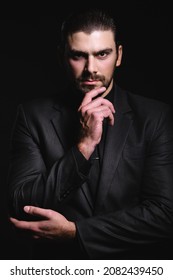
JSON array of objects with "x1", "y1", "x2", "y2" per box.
[{"x1": 67, "y1": 30, "x2": 115, "y2": 51}]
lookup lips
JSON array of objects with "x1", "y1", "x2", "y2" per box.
[
  {"x1": 83, "y1": 80, "x2": 96, "y2": 83},
  {"x1": 82, "y1": 79, "x2": 99, "y2": 85}
]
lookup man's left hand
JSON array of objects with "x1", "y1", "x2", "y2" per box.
[{"x1": 9, "y1": 206, "x2": 76, "y2": 240}]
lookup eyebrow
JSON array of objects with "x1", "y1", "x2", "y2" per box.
[{"x1": 68, "y1": 48, "x2": 113, "y2": 56}]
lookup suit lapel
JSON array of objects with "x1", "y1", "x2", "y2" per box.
[
  {"x1": 51, "y1": 107, "x2": 69, "y2": 150},
  {"x1": 51, "y1": 102, "x2": 95, "y2": 210},
  {"x1": 51, "y1": 103, "x2": 79, "y2": 150},
  {"x1": 94, "y1": 86, "x2": 134, "y2": 212}
]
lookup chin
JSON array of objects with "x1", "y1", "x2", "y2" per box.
[{"x1": 82, "y1": 84, "x2": 104, "y2": 94}]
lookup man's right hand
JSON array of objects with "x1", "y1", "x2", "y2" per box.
[{"x1": 77, "y1": 87, "x2": 115, "y2": 159}]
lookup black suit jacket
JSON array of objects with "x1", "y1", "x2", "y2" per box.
[{"x1": 8, "y1": 84, "x2": 173, "y2": 259}]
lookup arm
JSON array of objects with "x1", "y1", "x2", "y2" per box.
[
  {"x1": 76, "y1": 105, "x2": 173, "y2": 258},
  {"x1": 8, "y1": 87, "x2": 114, "y2": 220},
  {"x1": 8, "y1": 87, "x2": 116, "y2": 251},
  {"x1": 7, "y1": 103, "x2": 91, "y2": 219}
]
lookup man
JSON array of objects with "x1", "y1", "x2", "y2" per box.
[{"x1": 8, "y1": 9, "x2": 173, "y2": 260}]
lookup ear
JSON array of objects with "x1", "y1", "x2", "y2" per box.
[{"x1": 116, "y1": 45, "x2": 123, "y2": 67}]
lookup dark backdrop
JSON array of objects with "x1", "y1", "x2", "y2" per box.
[{"x1": 0, "y1": 3, "x2": 172, "y2": 259}]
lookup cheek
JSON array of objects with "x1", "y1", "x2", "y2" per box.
[
  {"x1": 68, "y1": 60, "x2": 83, "y2": 76},
  {"x1": 100, "y1": 60, "x2": 116, "y2": 77}
]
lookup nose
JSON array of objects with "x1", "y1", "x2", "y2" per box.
[{"x1": 85, "y1": 55, "x2": 97, "y2": 74}]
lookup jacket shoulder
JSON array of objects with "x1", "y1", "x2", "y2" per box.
[
  {"x1": 17, "y1": 97, "x2": 61, "y2": 120},
  {"x1": 125, "y1": 90, "x2": 172, "y2": 117}
]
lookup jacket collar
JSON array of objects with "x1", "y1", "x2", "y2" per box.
[{"x1": 94, "y1": 84, "x2": 134, "y2": 211}]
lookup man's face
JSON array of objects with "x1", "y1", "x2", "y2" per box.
[{"x1": 65, "y1": 30, "x2": 122, "y2": 96}]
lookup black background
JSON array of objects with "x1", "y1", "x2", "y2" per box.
[{"x1": 0, "y1": 2, "x2": 172, "y2": 259}]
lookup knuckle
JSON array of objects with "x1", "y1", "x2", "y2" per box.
[
  {"x1": 80, "y1": 107, "x2": 86, "y2": 115},
  {"x1": 47, "y1": 209, "x2": 53, "y2": 217},
  {"x1": 97, "y1": 97, "x2": 103, "y2": 102},
  {"x1": 86, "y1": 109, "x2": 91, "y2": 116},
  {"x1": 91, "y1": 111, "x2": 97, "y2": 117}
]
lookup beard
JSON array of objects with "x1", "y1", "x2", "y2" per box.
[{"x1": 76, "y1": 73, "x2": 111, "y2": 94}]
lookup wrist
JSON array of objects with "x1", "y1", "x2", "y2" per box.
[
  {"x1": 77, "y1": 141, "x2": 97, "y2": 160},
  {"x1": 67, "y1": 221, "x2": 76, "y2": 239}
]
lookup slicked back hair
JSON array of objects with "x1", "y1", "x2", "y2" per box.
[{"x1": 60, "y1": 9, "x2": 120, "y2": 51}]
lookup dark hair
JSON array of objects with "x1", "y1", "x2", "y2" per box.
[{"x1": 60, "y1": 8, "x2": 120, "y2": 50}]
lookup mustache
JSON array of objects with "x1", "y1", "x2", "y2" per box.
[{"x1": 78, "y1": 73, "x2": 105, "y2": 82}]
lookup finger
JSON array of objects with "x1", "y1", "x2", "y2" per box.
[
  {"x1": 107, "y1": 112, "x2": 115, "y2": 126},
  {"x1": 83, "y1": 105, "x2": 114, "y2": 118},
  {"x1": 10, "y1": 217, "x2": 46, "y2": 238},
  {"x1": 80, "y1": 98, "x2": 115, "y2": 114},
  {"x1": 95, "y1": 109, "x2": 115, "y2": 126},
  {"x1": 78, "y1": 87, "x2": 106, "y2": 110},
  {"x1": 10, "y1": 217, "x2": 38, "y2": 230},
  {"x1": 83, "y1": 108, "x2": 114, "y2": 127},
  {"x1": 24, "y1": 205, "x2": 52, "y2": 219}
]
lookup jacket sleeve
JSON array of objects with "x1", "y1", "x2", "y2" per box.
[
  {"x1": 7, "y1": 104, "x2": 91, "y2": 219},
  {"x1": 76, "y1": 105, "x2": 173, "y2": 258}
]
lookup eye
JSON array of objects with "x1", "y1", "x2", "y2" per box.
[
  {"x1": 98, "y1": 51, "x2": 107, "y2": 58},
  {"x1": 69, "y1": 51, "x2": 86, "y2": 60},
  {"x1": 97, "y1": 50, "x2": 111, "y2": 59}
]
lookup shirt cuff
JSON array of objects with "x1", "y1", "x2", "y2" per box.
[{"x1": 72, "y1": 145, "x2": 91, "y2": 177}]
